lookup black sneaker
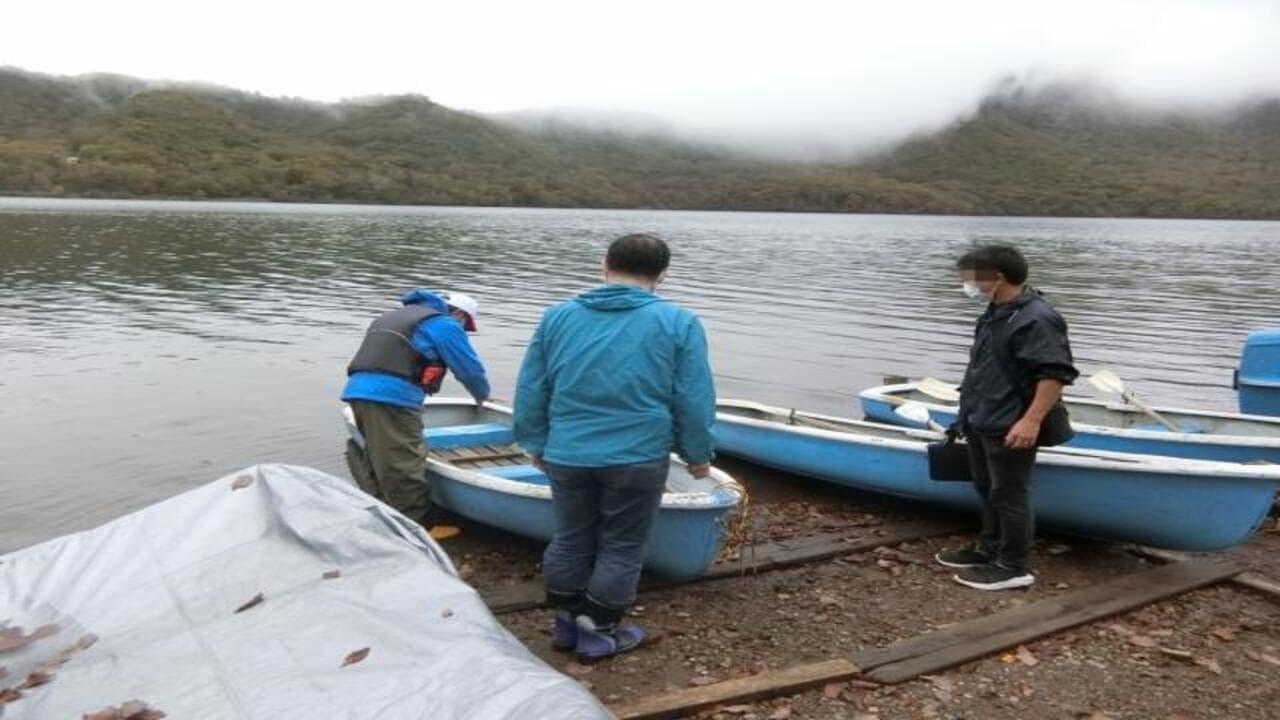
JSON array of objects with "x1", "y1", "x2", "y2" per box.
[
  {"x1": 935, "y1": 544, "x2": 993, "y2": 568},
  {"x1": 954, "y1": 562, "x2": 1035, "y2": 591}
]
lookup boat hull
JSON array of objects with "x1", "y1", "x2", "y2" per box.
[
  {"x1": 714, "y1": 411, "x2": 1278, "y2": 551},
  {"x1": 428, "y1": 470, "x2": 736, "y2": 579},
  {"x1": 1238, "y1": 329, "x2": 1280, "y2": 416}
]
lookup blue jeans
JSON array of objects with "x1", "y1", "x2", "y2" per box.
[{"x1": 542, "y1": 459, "x2": 667, "y2": 625}]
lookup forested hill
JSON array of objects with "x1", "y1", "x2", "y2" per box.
[{"x1": 2, "y1": 68, "x2": 1277, "y2": 218}]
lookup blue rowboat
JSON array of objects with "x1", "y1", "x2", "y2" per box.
[
  {"x1": 344, "y1": 399, "x2": 745, "y2": 579},
  {"x1": 859, "y1": 381, "x2": 1280, "y2": 464},
  {"x1": 1236, "y1": 329, "x2": 1280, "y2": 417},
  {"x1": 714, "y1": 399, "x2": 1280, "y2": 551}
]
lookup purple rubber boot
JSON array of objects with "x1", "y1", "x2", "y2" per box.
[
  {"x1": 574, "y1": 616, "x2": 646, "y2": 661},
  {"x1": 551, "y1": 611, "x2": 577, "y2": 651}
]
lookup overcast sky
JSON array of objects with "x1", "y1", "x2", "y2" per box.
[{"x1": 7, "y1": 0, "x2": 1279, "y2": 152}]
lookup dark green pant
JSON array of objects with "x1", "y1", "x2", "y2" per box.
[{"x1": 345, "y1": 400, "x2": 430, "y2": 522}]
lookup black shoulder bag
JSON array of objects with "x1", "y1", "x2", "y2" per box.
[{"x1": 927, "y1": 435, "x2": 973, "y2": 482}]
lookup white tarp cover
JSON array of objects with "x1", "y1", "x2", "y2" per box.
[{"x1": 0, "y1": 464, "x2": 612, "y2": 720}]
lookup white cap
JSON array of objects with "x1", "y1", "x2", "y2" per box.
[{"x1": 442, "y1": 291, "x2": 479, "y2": 331}]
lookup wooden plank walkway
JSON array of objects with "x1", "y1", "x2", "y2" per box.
[
  {"x1": 1130, "y1": 546, "x2": 1280, "y2": 603},
  {"x1": 854, "y1": 557, "x2": 1241, "y2": 683},
  {"x1": 609, "y1": 557, "x2": 1243, "y2": 719},
  {"x1": 610, "y1": 659, "x2": 863, "y2": 720},
  {"x1": 484, "y1": 519, "x2": 967, "y2": 615}
]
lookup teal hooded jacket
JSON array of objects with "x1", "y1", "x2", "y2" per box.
[{"x1": 513, "y1": 284, "x2": 716, "y2": 467}]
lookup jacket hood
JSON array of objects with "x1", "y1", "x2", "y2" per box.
[
  {"x1": 400, "y1": 289, "x2": 451, "y2": 314},
  {"x1": 574, "y1": 284, "x2": 663, "y2": 311}
]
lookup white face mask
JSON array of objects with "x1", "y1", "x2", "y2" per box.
[{"x1": 961, "y1": 282, "x2": 987, "y2": 301}]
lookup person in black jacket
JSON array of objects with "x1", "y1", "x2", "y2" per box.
[{"x1": 935, "y1": 244, "x2": 1079, "y2": 590}]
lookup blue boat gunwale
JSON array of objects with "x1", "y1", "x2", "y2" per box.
[
  {"x1": 718, "y1": 399, "x2": 1280, "y2": 482},
  {"x1": 343, "y1": 399, "x2": 745, "y2": 511},
  {"x1": 860, "y1": 382, "x2": 1280, "y2": 449}
]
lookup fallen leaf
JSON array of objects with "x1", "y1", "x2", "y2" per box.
[
  {"x1": 82, "y1": 699, "x2": 167, "y2": 719},
  {"x1": 119, "y1": 700, "x2": 147, "y2": 713},
  {"x1": 18, "y1": 671, "x2": 53, "y2": 689},
  {"x1": 35, "y1": 656, "x2": 70, "y2": 673},
  {"x1": 1107, "y1": 623, "x2": 1133, "y2": 637},
  {"x1": 1016, "y1": 645, "x2": 1039, "y2": 667},
  {"x1": 874, "y1": 559, "x2": 903, "y2": 576},
  {"x1": 322, "y1": 569, "x2": 341, "y2": 580},
  {"x1": 428, "y1": 525, "x2": 461, "y2": 540},
  {"x1": 231, "y1": 474, "x2": 253, "y2": 490},
  {"x1": 564, "y1": 661, "x2": 594, "y2": 676},
  {"x1": 768, "y1": 707, "x2": 793, "y2": 720},
  {"x1": 1210, "y1": 627, "x2": 1237, "y2": 642},
  {"x1": 823, "y1": 681, "x2": 846, "y2": 698},
  {"x1": 234, "y1": 593, "x2": 264, "y2": 614},
  {"x1": 1158, "y1": 647, "x2": 1194, "y2": 663},
  {"x1": 999, "y1": 652, "x2": 1018, "y2": 664},
  {"x1": 30, "y1": 624, "x2": 60, "y2": 641},
  {"x1": 1194, "y1": 657, "x2": 1223, "y2": 674},
  {"x1": 341, "y1": 647, "x2": 371, "y2": 667},
  {"x1": 849, "y1": 679, "x2": 881, "y2": 690},
  {"x1": 0, "y1": 630, "x2": 29, "y2": 653},
  {"x1": 71, "y1": 633, "x2": 99, "y2": 653},
  {"x1": 1127, "y1": 635, "x2": 1157, "y2": 649},
  {"x1": 0, "y1": 687, "x2": 22, "y2": 704}
]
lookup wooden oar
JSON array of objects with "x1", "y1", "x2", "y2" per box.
[
  {"x1": 878, "y1": 394, "x2": 947, "y2": 432},
  {"x1": 1087, "y1": 369, "x2": 1181, "y2": 432},
  {"x1": 916, "y1": 377, "x2": 961, "y2": 403}
]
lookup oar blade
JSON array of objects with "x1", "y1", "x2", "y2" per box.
[
  {"x1": 1087, "y1": 368, "x2": 1126, "y2": 396},
  {"x1": 917, "y1": 377, "x2": 961, "y2": 403}
]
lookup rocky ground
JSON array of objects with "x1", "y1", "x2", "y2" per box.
[{"x1": 436, "y1": 458, "x2": 1280, "y2": 720}]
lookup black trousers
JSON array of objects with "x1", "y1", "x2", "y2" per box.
[{"x1": 967, "y1": 434, "x2": 1038, "y2": 572}]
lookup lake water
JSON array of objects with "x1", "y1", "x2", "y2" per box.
[{"x1": 2, "y1": 198, "x2": 1277, "y2": 552}]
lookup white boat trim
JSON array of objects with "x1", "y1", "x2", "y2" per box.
[{"x1": 860, "y1": 382, "x2": 1280, "y2": 449}]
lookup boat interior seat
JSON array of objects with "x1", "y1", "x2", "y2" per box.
[
  {"x1": 424, "y1": 423, "x2": 515, "y2": 449},
  {"x1": 483, "y1": 464, "x2": 550, "y2": 485}
]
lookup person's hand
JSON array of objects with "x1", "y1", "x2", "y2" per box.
[
  {"x1": 687, "y1": 462, "x2": 712, "y2": 479},
  {"x1": 1004, "y1": 417, "x2": 1040, "y2": 449},
  {"x1": 529, "y1": 454, "x2": 546, "y2": 471},
  {"x1": 944, "y1": 421, "x2": 964, "y2": 444}
]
